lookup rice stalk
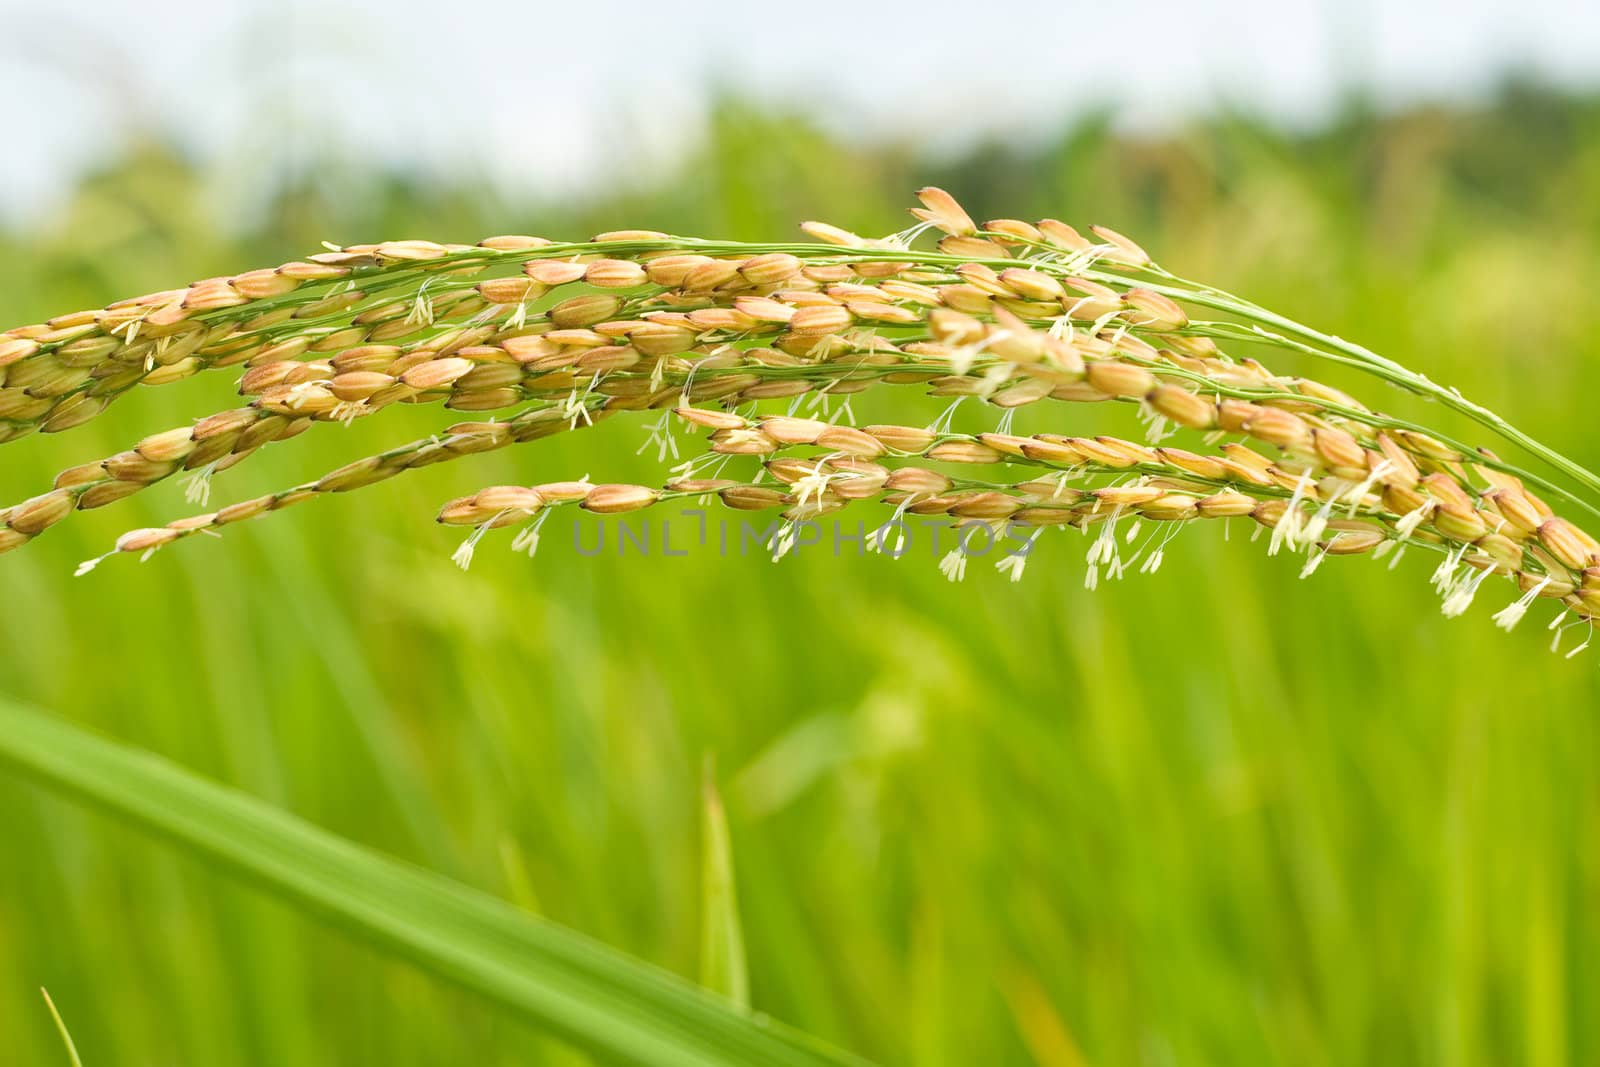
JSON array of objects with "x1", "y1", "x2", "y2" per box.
[
  {"x1": 3, "y1": 255, "x2": 1539, "y2": 552},
  {"x1": 7, "y1": 188, "x2": 1598, "y2": 640}
]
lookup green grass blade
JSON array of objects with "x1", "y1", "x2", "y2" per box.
[
  {"x1": 0, "y1": 700, "x2": 868, "y2": 1067},
  {"x1": 699, "y1": 760, "x2": 750, "y2": 1008},
  {"x1": 40, "y1": 989, "x2": 84, "y2": 1067}
]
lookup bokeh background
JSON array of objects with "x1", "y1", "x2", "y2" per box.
[{"x1": 3, "y1": 2, "x2": 1600, "y2": 1064}]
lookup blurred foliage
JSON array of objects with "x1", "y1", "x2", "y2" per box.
[{"x1": 2, "y1": 81, "x2": 1600, "y2": 1066}]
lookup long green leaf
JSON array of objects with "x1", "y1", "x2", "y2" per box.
[{"x1": 0, "y1": 699, "x2": 868, "y2": 1067}]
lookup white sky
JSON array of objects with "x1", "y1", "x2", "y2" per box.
[{"x1": 0, "y1": 0, "x2": 1597, "y2": 221}]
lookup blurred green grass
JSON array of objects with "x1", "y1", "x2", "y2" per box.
[{"x1": 3, "y1": 83, "x2": 1600, "y2": 1065}]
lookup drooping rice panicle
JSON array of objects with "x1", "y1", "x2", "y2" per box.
[
  {"x1": 7, "y1": 247, "x2": 1556, "y2": 552},
  {"x1": 9, "y1": 200, "x2": 1596, "y2": 514},
  {"x1": 9, "y1": 187, "x2": 1599, "y2": 636}
]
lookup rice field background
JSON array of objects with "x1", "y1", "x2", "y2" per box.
[{"x1": 3, "y1": 83, "x2": 1600, "y2": 1065}]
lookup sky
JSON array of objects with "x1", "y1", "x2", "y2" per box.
[{"x1": 0, "y1": 0, "x2": 1597, "y2": 221}]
